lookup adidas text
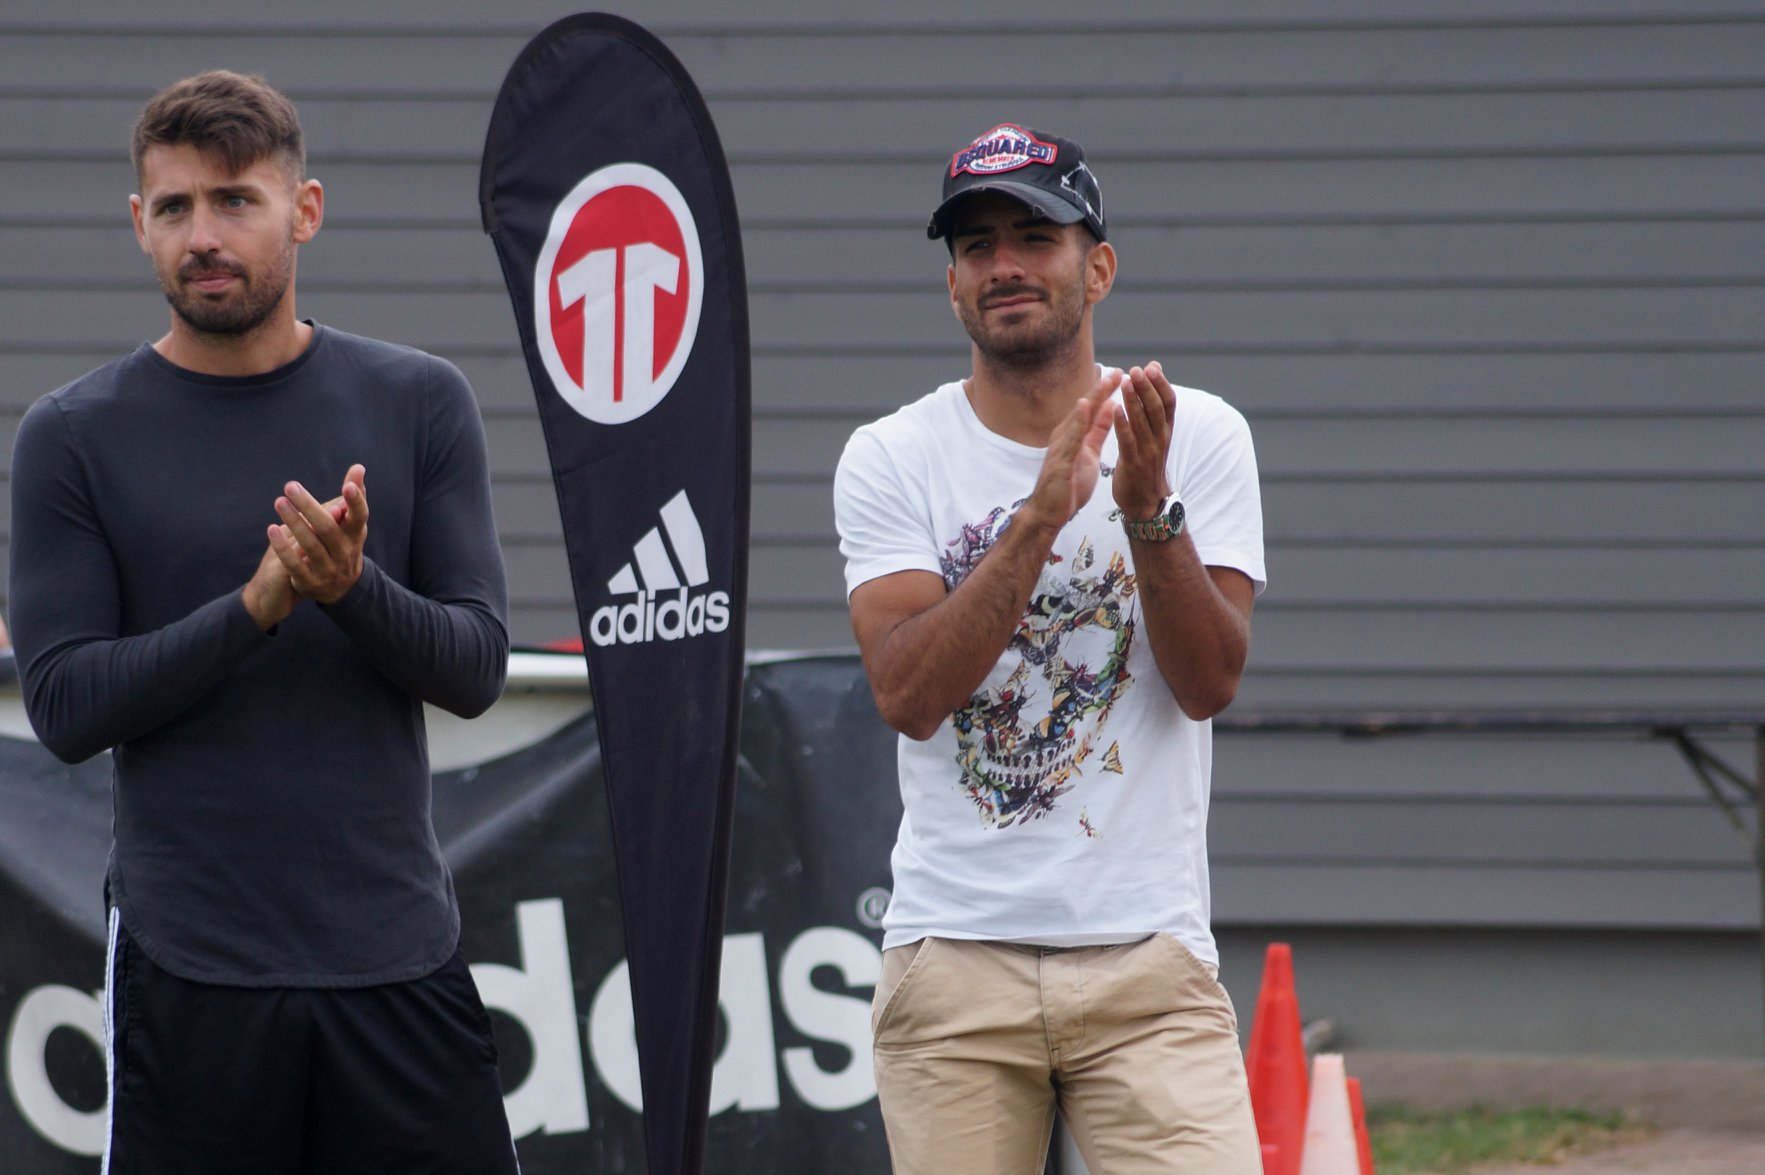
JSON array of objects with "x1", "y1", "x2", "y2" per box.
[{"x1": 589, "y1": 587, "x2": 730, "y2": 647}]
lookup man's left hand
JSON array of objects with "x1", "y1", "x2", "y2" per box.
[
  {"x1": 270, "y1": 464, "x2": 368, "y2": 605},
  {"x1": 1111, "y1": 362, "x2": 1176, "y2": 520}
]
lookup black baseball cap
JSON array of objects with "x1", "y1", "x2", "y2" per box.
[{"x1": 927, "y1": 123, "x2": 1106, "y2": 243}]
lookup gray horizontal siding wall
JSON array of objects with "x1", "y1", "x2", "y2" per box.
[{"x1": 0, "y1": 1, "x2": 1759, "y2": 930}]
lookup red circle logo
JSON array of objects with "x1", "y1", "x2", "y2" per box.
[{"x1": 535, "y1": 164, "x2": 704, "y2": 424}]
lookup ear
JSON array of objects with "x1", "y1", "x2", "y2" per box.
[
  {"x1": 1084, "y1": 239, "x2": 1117, "y2": 306},
  {"x1": 129, "y1": 193, "x2": 149, "y2": 254},
  {"x1": 947, "y1": 262, "x2": 960, "y2": 321},
  {"x1": 292, "y1": 178, "x2": 324, "y2": 244}
]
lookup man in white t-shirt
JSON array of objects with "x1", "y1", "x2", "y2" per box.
[{"x1": 833, "y1": 124, "x2": 1267, "y2": 1173}]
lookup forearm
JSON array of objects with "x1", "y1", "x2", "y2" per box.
[
  {"x1": 864, "y1": 512, "x2": 1061, "y2": 739},
  {"x1": 320, "y1": 558, "x2": 509, "y2": 718},
  {"x1": 19, "y1": 592, "x2": 271, "y2": 762},
  {"x1": 9, "y1": 398, "x2": 279, "y2": 761},
  {"x1": 1129, "y1": 533, "x2": 1250, "y2": 720}
]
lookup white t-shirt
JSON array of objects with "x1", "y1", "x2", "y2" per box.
[{"x1": 833, "y1": 373, "x2": 1266, "y2": 964}]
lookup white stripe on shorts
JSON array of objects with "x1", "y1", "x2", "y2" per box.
[{"x1": 101, "y1": 908, "x2": 121, "y2": 1175}]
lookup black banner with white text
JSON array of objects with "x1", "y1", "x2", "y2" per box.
[{"x1": 0, "y1": 658, "x2": 894, "y2": 1174}]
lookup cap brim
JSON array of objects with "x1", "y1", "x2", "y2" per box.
[{"x1": 926, "y1": 181, "x2": 1087, "y2": 240}]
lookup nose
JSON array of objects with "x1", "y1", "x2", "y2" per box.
[
  {"x1": 186, "y1": 204, "x2": 223, "y2": 255},
  {"x1": 984, "y1": 238, "x2": 1029, "y2": 282}
]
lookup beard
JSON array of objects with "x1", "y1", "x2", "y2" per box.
[
  {"x1": 955, "y1": 261, "x2": 1088, "y2": 371},
  {"x1": 158, "y1": 231, "x2": 295, "y2": 338}
]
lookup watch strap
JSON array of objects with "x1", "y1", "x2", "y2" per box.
[{"x1": 1122, "y1": 494, "x2": 1185, "y2": 542}]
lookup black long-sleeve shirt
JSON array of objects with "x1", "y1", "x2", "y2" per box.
[{"x1": 8, "y1": 325, "x2": 509, "y2": 986}]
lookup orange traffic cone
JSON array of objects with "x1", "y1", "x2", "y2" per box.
[
  {"x1": 1245, "y1": 944, "x2": 1309, "y2": 1175},
  {"x1": 1298, "y1": 1054, "x2": 1360, "y2": 1175},
  {"x1": 1346, "y1": 1076, "x2": 1376, "y2": 1175}
]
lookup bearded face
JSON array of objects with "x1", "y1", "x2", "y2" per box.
[
  {"x1": 946, "y1": 192, "x2": 1099, "y2": 373},
  {"x1": 155, "y1": 223, "x2": 296, "y2": 337},
  {"x1": 952, "y1": 244, "x2": 1090, "y2": 371},
  {"x1": 134, "y1": 143, "x2": 310, "y2": 344}
]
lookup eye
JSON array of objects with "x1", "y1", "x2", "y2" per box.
[
  {"x1": 223, "y1": 194, "x2": 249, "y2": 209},
  {"x1": 158, "y1": 200, "x2": 186, "y2": 217}
]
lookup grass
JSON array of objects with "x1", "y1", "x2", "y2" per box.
[{"x1": 1365, "y1": 1104, "x2": 1648, "y2": 1174}]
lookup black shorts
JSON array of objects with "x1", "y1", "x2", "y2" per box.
[{"x1": 103, "y1": 914, "x2": 520, "y2": 1174}]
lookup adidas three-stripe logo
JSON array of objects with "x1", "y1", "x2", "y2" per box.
[
  {"x1": 606, "y1": 490, "x2": 708, "y2": 595},
  {"x1": 590, "y1": 490, "x2": 732, "y2": 647}
]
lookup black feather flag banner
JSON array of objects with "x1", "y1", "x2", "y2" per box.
[{"x1": 479, "y1": 14, "x2": 750, "y2": 1174}]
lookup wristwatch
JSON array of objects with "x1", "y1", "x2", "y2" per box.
[{"x1": 1122, "y1": 492, "x2": 1186, "y2": 542}]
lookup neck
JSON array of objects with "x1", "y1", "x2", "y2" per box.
[
  {"x1": 964, "y1": 332, "x2": 1099, "y2": 447},
  {"x1": 154, "y1": 305, "x2": 311, "y2": 377}
]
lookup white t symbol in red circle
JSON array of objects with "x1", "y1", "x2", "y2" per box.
[{"x1": 534, "y1": 163, "x2": 705, "y2": 424}]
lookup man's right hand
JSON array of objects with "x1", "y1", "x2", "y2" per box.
[
  {"x1": 1022, "y1": 372, "x2": 1116, "y2": 532},
  {"x1": 241, "y1": 543, "x2": 301, "y2": 631}
]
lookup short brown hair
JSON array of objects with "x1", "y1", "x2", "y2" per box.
[{"x1": 131, "y1": 70, "x2": 305, "y2": 182}]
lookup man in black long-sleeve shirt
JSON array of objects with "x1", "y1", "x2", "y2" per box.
[{"x1": 8, "y1": 71, "x2": 520, "y2": 1173}]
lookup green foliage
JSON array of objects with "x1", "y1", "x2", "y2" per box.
[{"x1": 1365, "y1": 1104, "x2": 1643, "y2": 1174}]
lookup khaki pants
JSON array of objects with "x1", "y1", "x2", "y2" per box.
[{"x1": 871, "y1": 936, "x2": 1261, "y2": 1175}]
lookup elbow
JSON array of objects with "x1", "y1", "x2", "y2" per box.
[
  {"x1": 437, "y1": 664, "x2": 507, "y2": 720},
  {"x1": 1178, "y1": 683, "x2": 1236, "y2": 723},
  {"x1": 872, "y1": 689, "x2": 947, "y2": 742},
  {"x1": 433, "y1": 619, "x2": 508, "y2": 719},
  {"x1": 47, "y1": 739, "x2": 104, "y2": 765},
  {"x1": 438, "y1": 688, "x2": 500, "y2": 721},
  {"x1": 1176, "y1": 668, "x2": 1242, "y2": 723},
  {"x1": 30, "y1": 714, "x2": 105, "y2": 765},
  {"x1": 898, "y1": 714, "x2": 948, "y2": 742},
  {"x1": 23, "y1": 682, "x2": 107, "y2": 764},
  {"x1": 1174, "y1": 636, "x2": 1249, "y2": 722}
]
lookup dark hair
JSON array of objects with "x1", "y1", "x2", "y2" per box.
[{"x1": 131, "y1": 71, "x2": 304, "y2": 182}]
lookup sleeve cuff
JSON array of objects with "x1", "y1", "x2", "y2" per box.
[
  {"x1": 225, "y1": 589, "x2": 281, "y2": 644},
  {"x1": 317, "y1": 557, "x2": 386, "y2": 628}
]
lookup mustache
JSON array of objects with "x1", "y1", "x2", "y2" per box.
[
  {"x1": 981, "y1": 284, "x2": 1043, "y2": 308},
  {"x1": 178, "y1": 257, "x2": 245, "y2": 282}
]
